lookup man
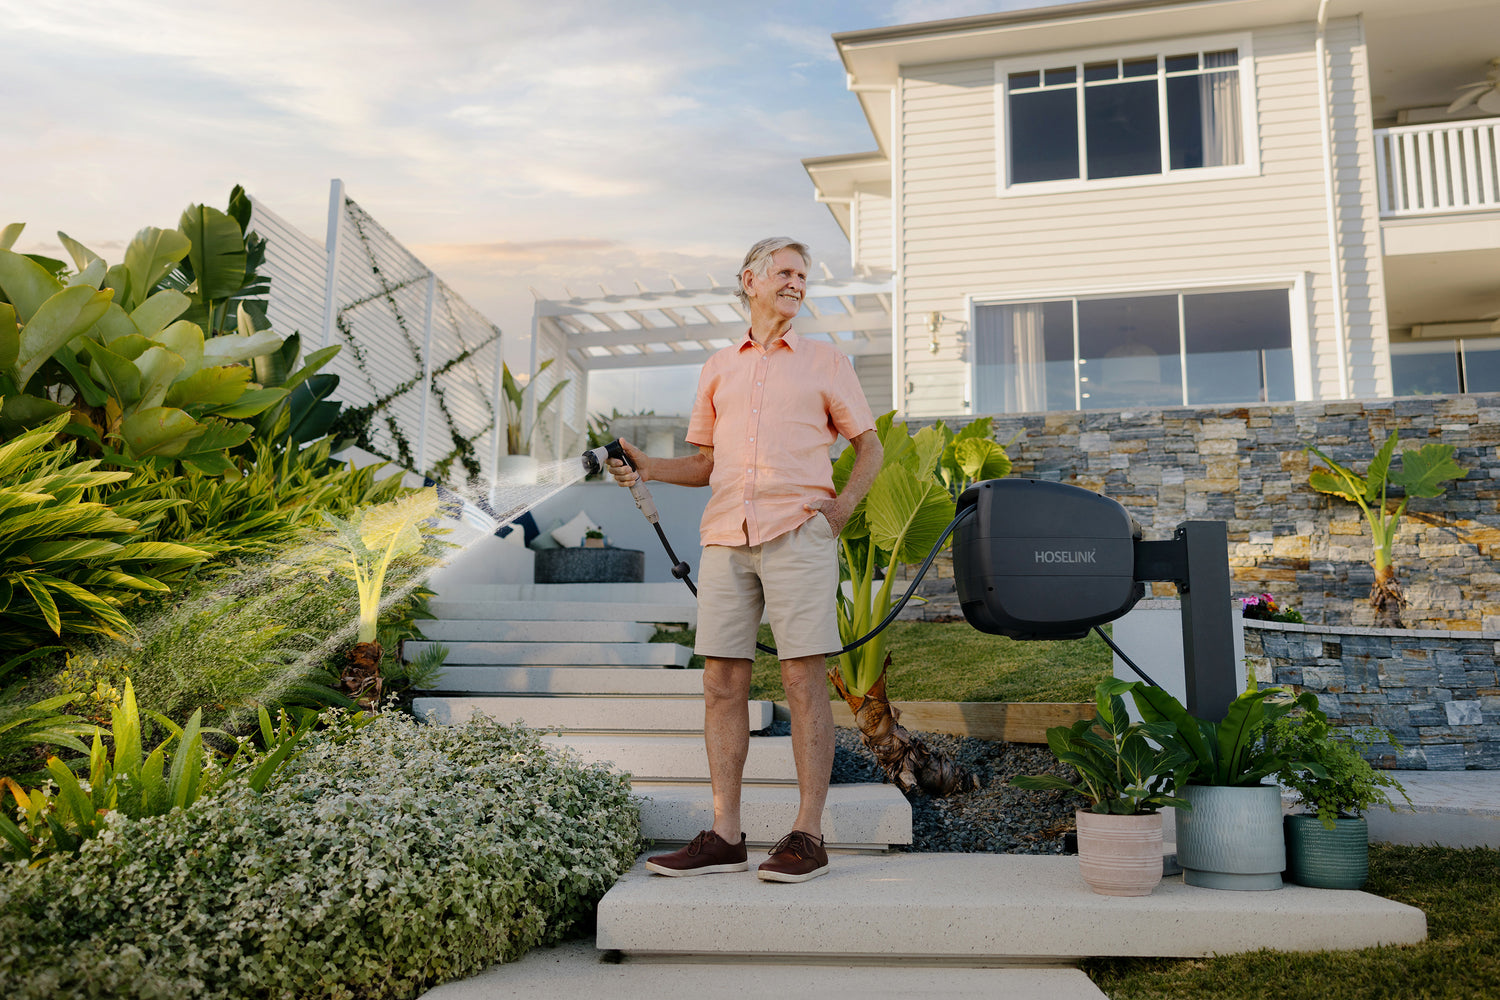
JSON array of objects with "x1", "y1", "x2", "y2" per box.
[{"x1": 608, "y1": 237, "x2": 881, "y2": 883}]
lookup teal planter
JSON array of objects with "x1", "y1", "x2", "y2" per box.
[
  {"x1": 1284, "y1": 814, "x2": 1369, "y2": 889},
  {"x1": 1175, "y1": 784, "x2": 1285, "y2": 890}
]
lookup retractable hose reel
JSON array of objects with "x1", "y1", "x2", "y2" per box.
[
  {"x1": 953, "y1": 478, "x2": 1237, "y2": 721},
  {"x1": 584, "y1": 441, "x2": 1238, "y2": 720}
]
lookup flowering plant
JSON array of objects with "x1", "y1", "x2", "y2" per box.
[{"x1": 1241, "y1": 592, "x2": 1303, "y2": 623}]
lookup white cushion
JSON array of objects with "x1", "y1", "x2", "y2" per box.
[{"x1": 550, "y1": 510, "x2": 601, "y2": 548}]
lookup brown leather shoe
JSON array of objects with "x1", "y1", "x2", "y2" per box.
[
  {"x1": 756, "y1": 830, "x2": 829, "y2": 883},
  {"x1": 644, "y1": 830, "x2": 748, "y2": 876}
]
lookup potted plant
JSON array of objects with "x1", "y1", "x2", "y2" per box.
[
  {"x1": 1131, "y1": 682, "x2": 1322, "y2": 890},
  {"x1": 583, "y1": 528, "x2": 605, "y2": 549},
  {"x1": 1012, "y1": 679, "x2": 1190, "y2": 896},
  {"x1": 1268, "y1": 703, "x2": 1409, "y2": 889},
  {"x1": 498, "y1": 360, "x2": 569, "y2": 482}
]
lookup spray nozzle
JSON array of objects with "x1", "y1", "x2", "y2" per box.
[{"x1": 581, "y1": 439, "x2": 633, "y2": 478}]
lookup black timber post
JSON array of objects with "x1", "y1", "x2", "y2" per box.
[{"x1": 1175, "y1": 521, "x2": 1236, "y2": 722}]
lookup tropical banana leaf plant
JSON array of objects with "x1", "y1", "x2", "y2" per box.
[
  {"x1": 0, "y1": 188, "x2": 292, "y2": 474},
  {"x1": 501, "y1": 359, "x2": 569, "y2": 456},
  {"x1": 935, "y1": 415, "x2": 1013, "y2": 500},
  {"x1": 320, "y1": 488, "x2": 441, "y2": 707},
  {"x1": 1306, "y1": 430, "x2": 1467, "y2": 622},
  {"x1": 0, "y1": 412, "x2": 210, "y2": 653},
  {"x1": 826, "y1": 412, "x2": 990, "y2": 797}
]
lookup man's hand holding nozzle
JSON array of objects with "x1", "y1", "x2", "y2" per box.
[{"x1": 608, "y1": 439, "x2": 647, "y2": 488}]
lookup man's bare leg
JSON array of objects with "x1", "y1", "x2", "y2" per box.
[
  {"x1": 703, "y1": 656, "x2": 752, "y2": 843},
  {"x1": 781, "y1": 653, "x2": 834, "y2": 838}
]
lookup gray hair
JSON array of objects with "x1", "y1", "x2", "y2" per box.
[{"x1": 735, "y1": 237, "x2": 811, "y2": 306}]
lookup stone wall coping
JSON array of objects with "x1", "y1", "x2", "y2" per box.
[
  {"x1": 1129, "y1": 599, "x2": 1500, "y2": 641},
  {"x1": 1242, "y1": 618, "x2": 1500, "y2": 642}
]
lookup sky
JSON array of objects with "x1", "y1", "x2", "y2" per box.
[{"x1": 3, "y1": 0, "x2": 1071, "y2": 414}]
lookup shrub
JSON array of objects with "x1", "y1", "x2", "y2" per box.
[{"x1": 0, "y1": 713, "x2": 640, "y2": 1000}]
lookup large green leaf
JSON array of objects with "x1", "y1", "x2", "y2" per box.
[
  {"x1": 865, "y1": 464, "x2": 956, "y2": 565},
  {"x1": 0, "y1": 302, "x2": 19, "y2": 370},
  {"x1": 122, "y1": 226, "x2": 191, "y2": 311},
  {"x1": 179, "y1": 204, "x2": 246, "y2": 304},
  {"x1": 90, "y1": 302, "x2": 141, "y2": 345},
  {"x1": 956, "y1": 437, "x2": 1012, "y2": 483},
  {"x1": 0, "y1": 223, "x2": 23, "y2": 252},
  {"x1": 205, "y1": 386, "x2": 287, "y2": 419},
  {"x1": 0, "y1": 392, "x2": 69, "y2": 428},
  {"x1": 133, "y1": 346, "x2": 188, "y2": 411},
  {"x1": 153, "y1": 319, "x2": 204, "y2": 373},
  {"x1": 120, "y1": 407, "x2": 203, "y2": 457},
  {"x1": 201, "y1": 329, "x2": 283, "y2": 365},
  {"x1": 1391, "y1": 443, "x2": 1467, "y2": 498},
  {"x1": 0, "y1": 249, "x2": 64, "y2": 323},
  {"x1": 55, "y1": 231, "x2": 100, "y2": 271},
  {"x1": 910, "y1": 424, "x2": 946, "y2": 478},
  {"x1": 164, "y1": 364, "x2": 252, "y2": 409},
  {"x1": 131, "y1": 289, "x2": 192, "y2": 339},
  {"x1": 80, "y1": 339, "x2": 144, "y2": 405},
  {"x1": 16, "y1": 285, "x2": 113, "y2": 391}
]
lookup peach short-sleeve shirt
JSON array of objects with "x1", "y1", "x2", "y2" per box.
[{"x1": 686, "y1": 329, "x2": 876, "y2": 547}]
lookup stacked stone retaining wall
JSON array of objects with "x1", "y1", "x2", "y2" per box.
[
  {"x1": 1246, "y1": 620, "x2": 1499, "y2": 770},
  {"x1": 981, "y1": 394, "x2": 1500, "y2": 631}
]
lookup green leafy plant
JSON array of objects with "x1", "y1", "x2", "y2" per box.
[
  {"x1": 1306, "y1": 430, "x2": 1467, "y2": 621},
  {"x1": 825, "y1": 413, "x2": 995, "y2": 797},
  {"x1": 1011, "y1": 678, "x2": 1190, "y2": 814},
  {"x1": 0, "y1": 188, "x2": 294, "y2": 473},
  {"x1": 1130, "y1": 682, "x2": 1324, "y2": 788},
  {"x1": 0, "y1": 647, "x2": 92, "y2": 785},
  {"x1": 1268, "y1": 703, "x2": 1409, "y2": 830},
  {"x1": 935, "y1": 415, "x2": 1013, "y2": 500},
  {"x1": 0, "y1": 412, "x2": 210, "y2": 652},
  {"x1": 0, "y1": 713, "x2": 639, "y2": 998},
  {"x1": 501, "y1": 359, "x2": 568, "y2": 456}
]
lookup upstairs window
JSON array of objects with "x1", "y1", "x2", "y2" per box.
[{"x1": 998, "y1": 39, "x2": 1253, "y2": 192}]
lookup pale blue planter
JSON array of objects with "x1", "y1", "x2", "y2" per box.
[{"x1": 1175, "y1": 784, "x2": 1285, "y2": 890}]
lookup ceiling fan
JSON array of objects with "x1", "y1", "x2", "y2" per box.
[{"x1": 1447, "y1": 58, "x2": 1500, "y2": 115}]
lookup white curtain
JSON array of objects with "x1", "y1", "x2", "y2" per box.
[
  {"x1": 1200, "y1": 52, "x2": 1241, "y2": 167},
  {"x1": 974, "y1": 303, "x2": 1048, "y2": 413}
]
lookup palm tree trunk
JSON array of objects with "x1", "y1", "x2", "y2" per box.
[
  {"x1": 343, "y1": 641, "x2": 383, "y2": 709},
  {"x1": 828, "y1": 657, "x2": 978, "y2": 797}
]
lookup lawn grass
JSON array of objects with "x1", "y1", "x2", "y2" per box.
[
  {"x1": 651, "y1": 620, "x2": 1112, "y2": 703},
  {"x1": 1082, "y1": 845, "x2": 1500, "y2": 1000}
]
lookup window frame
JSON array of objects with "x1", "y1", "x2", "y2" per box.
[
  {"x1": 965, "y1": 273, "x2": 1311, "y2": 414},
  {"x1": 993, "y1": 32, "x2": 1260, "y2": 196}
]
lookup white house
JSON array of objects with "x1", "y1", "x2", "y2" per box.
[{"x1": 804, "y1": 0, "x2": 1500, "y2": 420}]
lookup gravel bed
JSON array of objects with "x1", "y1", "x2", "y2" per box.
[{"x1": 759, "y1": 721, "x2": 1078, "y2": 855}]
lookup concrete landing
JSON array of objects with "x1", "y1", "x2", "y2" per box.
[
  {"x1": 596, "y1": 853, "x2": 1427, "y2": 963},
  {"x1": 1367, "y1": 769, "x2": 1500, "y2": 848},
  {"x1": 419, "y1": 938, "x2": 1108, "y2": 999},
  {"x1": 632, "y1": 782, "x2": 912, "y2": 848},
  {"x1": 406, "y1": 640, "x2": 691, "y2": 667},
  {"x1": 430, "y1": 665, "x2": 704, "y2": 696},
  {"x1": 542, "y1": 734, "x2": 799, "y2": 782},
  {"x1": 414, "y1": 696, "x2": 773, "y2": 732}
]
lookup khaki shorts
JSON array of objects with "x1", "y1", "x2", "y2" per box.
[{"x1": 694, "y1": 514, "x2": 841, "y2": 661}]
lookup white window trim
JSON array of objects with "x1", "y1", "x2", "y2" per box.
[
  {"x1": 965, "y1": 273, "x2": 1312, "y2": 410},
  {"x1": 993, "y1": 32, "x2": 1260, "y2": 197}
]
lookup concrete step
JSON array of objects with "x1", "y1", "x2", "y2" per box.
[
  {"x1": 419, "y1": 620, "x2": 657, "y2": 643},
  {"x1": 596, "y1": 854, "x2": 1427, "y2": 963},
  {"x1": 425, "y1": 665, "x2": 704, "y2": 696},
  {"x1": 420, "y1": 937, "x2": 1108, "y2": 1000},
  {"x1": 414, "y1": 696, "x2": 773, "y2": 733},
  {"x1": 1366, "y1": 770, "x2": 1500, "y2": 849},
  {"x1": 632, "y1": 782, "x2": 911, "y2": 849},
  {"x1": 542, "y1": 734, "x2": 798, "y2": 782},
  {"x1": 427, "y1": 599, "x2": 694, "y2": 625},
  {"x1": 405, "y1": 640, "x2": 692, "y2": 667}
]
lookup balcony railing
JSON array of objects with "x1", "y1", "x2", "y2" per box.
[{"x1": 1375, "y1": 119, "x2": 1500, "y2": 217}]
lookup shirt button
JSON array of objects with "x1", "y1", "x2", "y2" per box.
[{"x1": 749, "y1": 437, "x2": 754, "y2": 442}]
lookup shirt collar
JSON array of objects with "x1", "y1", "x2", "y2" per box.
[{"x1": 737, "y1": 328, "x2": 800, "y2": 353}]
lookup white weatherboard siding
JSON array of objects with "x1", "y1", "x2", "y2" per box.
[
  {"x1": 893, "y1": 20, "x2": 1388, "y2": 418},
  {"x1": 853, "y1": 188, "x2": 893, "y2": 273}
]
